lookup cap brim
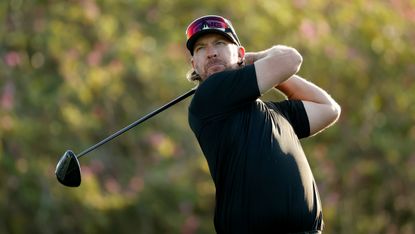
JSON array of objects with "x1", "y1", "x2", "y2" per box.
[{"x1": 186, "y1": 29, "x2": 239, "y2": 55}]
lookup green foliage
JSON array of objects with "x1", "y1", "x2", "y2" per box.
[{"x1": 1, "y1": 0, "x2": 414, "y2": 233}]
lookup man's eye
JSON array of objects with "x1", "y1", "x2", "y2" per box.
[
  {"x1": 195, "y1": 46, "x2": 205, "y2": 52},
  {"x1": 216, "y1": 41, "x2": 226, "y2": 45}
]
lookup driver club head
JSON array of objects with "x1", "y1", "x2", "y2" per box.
[{"x1": 55, "y1": 150, "x2": 81, "y2": 187}]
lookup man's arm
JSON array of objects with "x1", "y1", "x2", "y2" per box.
[
  {"x1": 245, "y1": 45, "x2": 303, "y2": 94},
  {"x1": 277, "y1": 75, "x2": 341, "y2": 136},
  {"x1": 245, "y1": 47, "x2": 340, "y2": 136}
]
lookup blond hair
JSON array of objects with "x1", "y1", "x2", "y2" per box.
[{"x1": 186, "y1": 68, "x2": 202, "y2": 85}]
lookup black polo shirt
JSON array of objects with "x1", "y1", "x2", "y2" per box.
[{"x1": 188, "y1": 64, "x2": 323, "y2": 233}]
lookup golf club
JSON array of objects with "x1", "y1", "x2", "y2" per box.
[{"x1": 55, "y1": 88, "x2": 196, "y2": 187}]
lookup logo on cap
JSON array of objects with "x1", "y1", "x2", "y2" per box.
[
  {"x1": 202, "y1": 23, "x2": 209, "y2": 30},
  {"x1": 200, "y1": 21, "x2": 225, "y2": 32}
]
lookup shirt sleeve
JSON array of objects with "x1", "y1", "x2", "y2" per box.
[
  {"x1": 189, "y1": 64, "x2": 260, "y2": 121},
  {"x1": 265, "y1": 100, "x2": 310, "y2": 139}
]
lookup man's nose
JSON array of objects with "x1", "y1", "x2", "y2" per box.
[{"x1": 206, "y1": 44, "x2": 218, "y2": 58}]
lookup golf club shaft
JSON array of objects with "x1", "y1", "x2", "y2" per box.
[{"x1": 77, "y1": 88, "x2": 196, "y2": 159}]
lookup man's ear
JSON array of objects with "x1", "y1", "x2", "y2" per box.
[
  {"x1": 191, "y1": 58, "x2": 195, "y2": 69},
  {"x1": 191, "y1": 58, "x2": 197, "y2": 73},
  {"x1": 238, "y1": 46, "x2": 246, "y2": 64}
]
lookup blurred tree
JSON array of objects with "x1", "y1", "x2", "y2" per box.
[{"x1": 0, "y1": 0, "x2": 414, "y2": 233}]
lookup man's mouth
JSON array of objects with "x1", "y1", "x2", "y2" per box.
[{"x1": 206, "y1": 59, "x2": 225, "y2": 72}]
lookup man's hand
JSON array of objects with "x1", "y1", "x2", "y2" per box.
[{"x1": 244, "y1": 52, "x2": 257, "y2": 65}]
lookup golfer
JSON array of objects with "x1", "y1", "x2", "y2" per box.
[{"x1": 185, "y1": 15, "x2": 340, "y2": 234}]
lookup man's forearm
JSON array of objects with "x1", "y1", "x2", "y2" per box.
[
  {"x1": 276, "y1": 75, "x2": 338, "y2": 106},
  {"x1": 277, "y1": 75, "x2": 341, "y2": 135}
]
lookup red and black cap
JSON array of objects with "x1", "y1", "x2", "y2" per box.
[{"x1": 185, "y1": 15, "x2": 241, "y2": 55}]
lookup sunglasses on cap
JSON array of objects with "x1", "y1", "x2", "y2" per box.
[{"x1": 185, "y1": 15, "x2": 241, "y2": 54}]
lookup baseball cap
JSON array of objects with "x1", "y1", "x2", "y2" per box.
[{"x1": 185, "y1": 15, "x2": 241, "y2": 55}]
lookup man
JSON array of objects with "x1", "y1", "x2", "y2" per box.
[{"x1": 185, "y1": 15, "x2": 340, "y2": 234}]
